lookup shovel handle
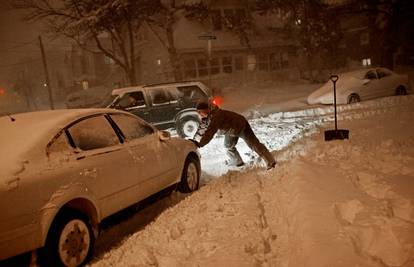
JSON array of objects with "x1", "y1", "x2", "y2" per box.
[{"x1": 330, "y1": 75, "x2": 339, "y2": 83}]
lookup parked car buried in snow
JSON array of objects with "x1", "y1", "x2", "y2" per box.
[
  {"x1": 307, "y1": 67, "x2": 410, "y2": 105},
  {"x1": 104, "y1": 81, "x2": 215, "y2": 139},
  {"x1": 0, "y1": 109, "x2": 200, "y2": 266}
]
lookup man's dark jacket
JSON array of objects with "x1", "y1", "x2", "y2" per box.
[{"x1": 199, "y1": 108, "x2": 247, "y2": 147}]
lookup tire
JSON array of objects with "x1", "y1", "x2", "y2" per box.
[
  {"x1": 178, "y1": 156, "x2": 200, "y2": 193},
  {"x1": 395, "y1": 86, "x2": 407, "y2": 95},
  {"x1": 176, "y1": 116, "x2": 200, "y2": 139},
  {"x1": 348, "y1": 94, "x2": 360, "y2": 104},
  {"x1": 39, "y1": 209, "x2": 95, "y2": 267}
]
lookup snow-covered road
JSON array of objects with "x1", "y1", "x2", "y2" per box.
[{"x1": 90, "y1": 95, "x2": 414, "y2": 267}]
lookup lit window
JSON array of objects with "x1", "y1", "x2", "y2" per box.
[
  {"x1": 362, "y1": 58, "x2": 371, "y2": 66},
  {"x1": 82, "y1": 80, "x2": 89, "y2": 90},
  {"x1": 247, "y1": 55, "x2": 256, "y2": 71}
]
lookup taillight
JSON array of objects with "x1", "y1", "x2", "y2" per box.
[{"x1": 212, "y1": 96, "x2": 222, "y2": 107}]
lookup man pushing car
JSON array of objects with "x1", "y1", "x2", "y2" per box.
[{"x1": 192, "y1": 102, "x2": 276, "y2": 170}]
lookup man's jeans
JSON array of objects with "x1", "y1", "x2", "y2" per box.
[{"x1": 224, "y1": 124, "x2": 275, "y2": 167}]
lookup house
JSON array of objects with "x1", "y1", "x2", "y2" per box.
[{"x1": 135, "y1": 0, "x2": 300, "y2": 89}]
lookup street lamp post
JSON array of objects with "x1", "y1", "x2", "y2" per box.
[{"x1": 198, "y1": 32, "x2": 216, "y2": 90}]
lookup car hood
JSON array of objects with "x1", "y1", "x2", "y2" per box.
[{"x1": 307, "y1": 77, "x2": 362, "y2": 104}]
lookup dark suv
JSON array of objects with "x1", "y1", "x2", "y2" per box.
[{"x1": 105, "y1": 81, "x2": 213, "y2": 138}]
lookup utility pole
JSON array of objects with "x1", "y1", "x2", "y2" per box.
[{"x1": 39, "y1": 35, "x2": 55, "y2": 109}]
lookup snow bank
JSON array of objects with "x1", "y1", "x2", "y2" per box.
[{"x1": 90, "y1": 94, "x2": 414, "y2": 267}]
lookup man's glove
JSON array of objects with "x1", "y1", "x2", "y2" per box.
[{"x1": 189, "y1": 139, "x2": 200, "y2": 148}]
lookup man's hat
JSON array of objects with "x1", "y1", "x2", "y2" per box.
[{"x1": 196, "y1": 101, "x2": 209, "y2": 110}]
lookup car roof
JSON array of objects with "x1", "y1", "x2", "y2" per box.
[
  {"x1": 339, "y1": 67, "x2": 391, "y2": 79},
  {"x1": 0, "y1": 108, "x2": 128, "y2": 169},
  {"x1": 111, "y1": 81, "x2": 207, "y2": 96},
  {"x1": 2, "y1": 108, "x2": 122, "y2": 129}
]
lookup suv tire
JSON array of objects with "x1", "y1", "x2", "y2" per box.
[{"x1": 176, "y1": 116, "x2": 200, "y2": 139}]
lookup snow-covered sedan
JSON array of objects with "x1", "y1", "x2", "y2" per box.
[
  {"x1": 307, "y1": 67, "x2": 410, "y2": 105},
  {"x1": 0, "y1": 109, "x2": 200, "y2": 266}
]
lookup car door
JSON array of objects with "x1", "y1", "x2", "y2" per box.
[
  {"x1": 147, "y1": 87, "x2": 180, "y2": 128},
  {"x1": 376, "y1": 68, "x2": 395, "y2": 96},
  {"x1": 360, "y1": 69, "x2": 380, "y2": 100},
  {"x1": 109, "y1": 113, "x2": 178, "y2": 198},
  {"x1": 116, "y1": 91, "x2": 152, "y2": 122},
  {"x1": 66, "y1": 114, "x2": 139, "y2": 217}
]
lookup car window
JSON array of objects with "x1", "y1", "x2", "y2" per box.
[
  {"x1": 118, "y1": 91, "x2": 146, "y2": 109},
  {"x1": 177, "y1": 85, "x2": 206, "y2": 100},
  {"x1": 47, "y1": 131, "x2": 73, "y2": 155},
  {"x1": 110, "y1": 114, "x2": 154, "y2": 140},
  {"x1": 365, "y1": 70, "x2": 377, "y2": 80},
  {"x1": 149, "y1": 88, "x2": 169, "y2": 105},
  {"x1": 377, "y1": 69, "x2": 391, "y2": 79},
  {"x1": 164, "y1": 88, "x2": 179, "y2": 102},
  {"x1": 68, "y1": 116, "x2": 120, "y2": 151}
]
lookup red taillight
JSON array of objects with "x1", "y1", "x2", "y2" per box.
[
  {"x1": 0, "y1": 89, "x2": 5, "y2": 96},
  {"x1": 212, "y1": 96, "x2": 222, "y2": 107}
]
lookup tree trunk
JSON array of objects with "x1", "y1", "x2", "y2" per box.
[
  {"x1": 127, "y1": 68, "x2": 137, "y2": 85},
  {"x1": 127, "y1": 20, "x2": 138, "y2": 85}
]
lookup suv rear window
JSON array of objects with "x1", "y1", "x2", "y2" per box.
[
  {"x1": 177, "y1": 86, "x2": 206, "y2": 101},
  {"x1": 148, "y1": 88, "x2": 179, "y2": 105}
]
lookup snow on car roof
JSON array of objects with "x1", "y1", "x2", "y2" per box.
[
  {"x1": 0, "y1": 108, "x2": 122, "y2": 173},
  {"x1": 338, "y1": 68, "x2": 376, "y2": 79},
  {"x1": 111, "y1": 81, "x2": 207, "y2": 95},
  {"x1": 112, "y1": 86, "x2": 146, "y2": 95}
]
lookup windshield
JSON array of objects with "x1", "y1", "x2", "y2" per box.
[{"x1": 102, "y1": 94, "x2": 120, "y2": 108}]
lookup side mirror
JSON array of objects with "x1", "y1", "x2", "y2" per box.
[
  {"x1": 363, "y1": 79, "x2": 370, "y2": 85},
  {"x1": 159, "y1": 130, "x2": 171, "y2": 141}
]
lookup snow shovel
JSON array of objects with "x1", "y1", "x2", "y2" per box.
[{"x1": 324, "y1": 75, "x2": 349, "y2": 141}]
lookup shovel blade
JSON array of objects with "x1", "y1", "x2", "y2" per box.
[{"x1": 324, "y1": 129, "x2": 349, "y2": 141}]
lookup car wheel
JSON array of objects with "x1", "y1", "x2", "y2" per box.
[
  {"x1": 176, "y1": 116, "x2": 200, "y2": 139},
  {"x1": 39, "y1": 209, "x2": 94, "y2": 267},
  {"x1": 178, "y1": 155, "x2": 200, "y2": 193},
  {"x1": 348, "y1": 94, "x2": 360, "y2": 104},
  {"x1": 395, "y1": 86, "x2": 407, "y2": 95}
]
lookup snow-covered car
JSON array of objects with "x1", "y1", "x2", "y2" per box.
[
  {"x1": 307, "y1": 67, "x2": 410, "y2": 105},
  {"x1": 0, "y1": 109, "x2": 200, "y2": 266}
]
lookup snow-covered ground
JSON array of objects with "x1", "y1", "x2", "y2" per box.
[{"x1": 86, "y1": 82, "x2": 414, "y2": 267}]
